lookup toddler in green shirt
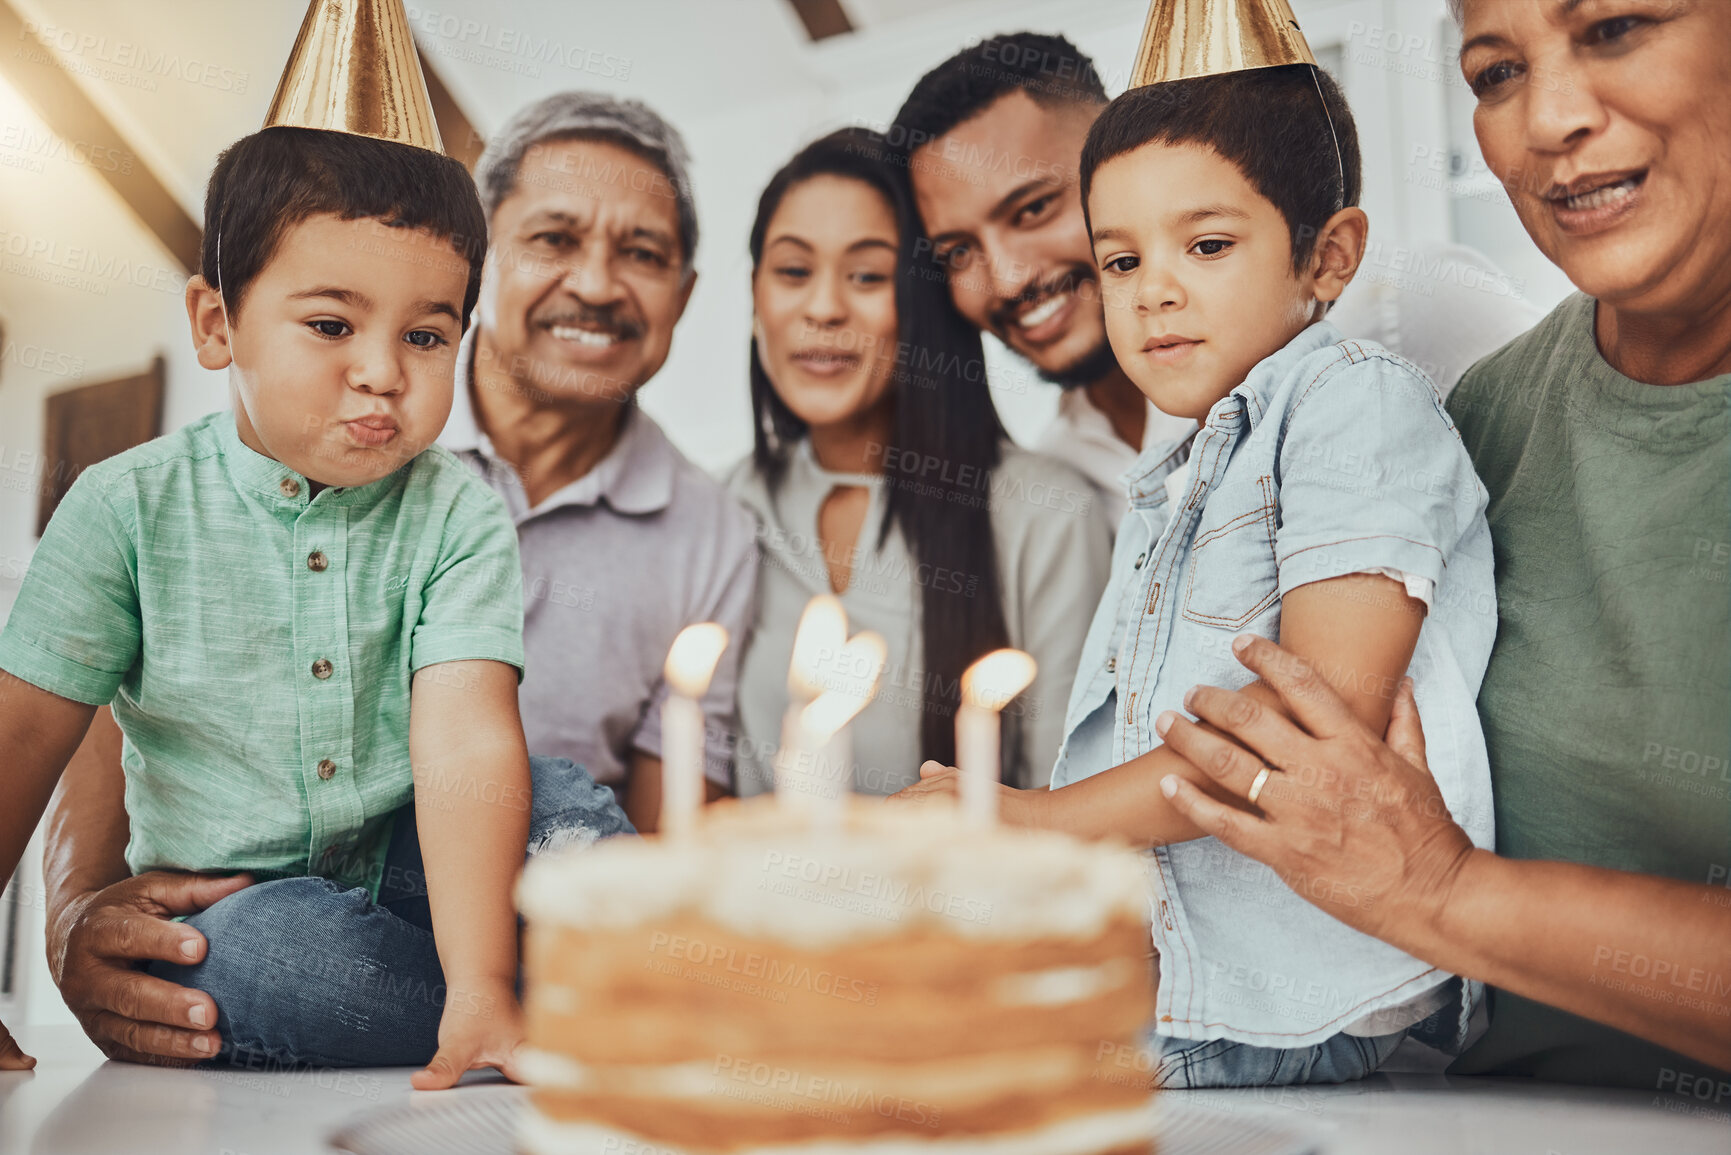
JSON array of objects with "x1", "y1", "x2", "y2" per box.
[{"x1": 0, "y1": 126, "x2": 630, "y2": 1083}]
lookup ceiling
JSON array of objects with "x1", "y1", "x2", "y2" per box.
[{"x1": 6, "y1": 0, "x2": 1027, "y2": 230}]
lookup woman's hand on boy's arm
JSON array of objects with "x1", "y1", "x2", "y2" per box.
[
  {"x1": 1159, "y1": 635, "x2": 1731, "y2": 1071},
  {"x1": 407, "y1": 659, "x2": 531, "y2": 1090},
  {"x1": 885, "y1": 573, "x2": 1426, "y2": 846},
  {"x1": 1158, "y1": 651, "x2": 1465, "y2": 946},
  {"x1": 1097, "y1": 572, "x2": 1424, "y2": 847}
]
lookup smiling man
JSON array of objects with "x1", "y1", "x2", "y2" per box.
[
  {"x1": 444, "y1": 93, "x2": 756, "y2": 829},
  {"x1": 893, "y1": 33, "x2": 1195, "y2": 527}
]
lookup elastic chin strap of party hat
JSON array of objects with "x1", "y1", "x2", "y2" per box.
[
  {"x1": 1307, "y1": 64, "x2": 1348, "y2": 215},
  {"x1": 215, "y1": 227, "x2": 235, "y2": 359}
]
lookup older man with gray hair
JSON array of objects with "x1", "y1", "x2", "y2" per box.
[
  {"x1": 447, "y1": 93, "x2": 754, "y2": 828},
  {"x1": 35, "y1": 93, "x2": 756, "y2": 1067}
]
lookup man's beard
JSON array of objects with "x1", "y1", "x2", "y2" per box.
[
  {"x1": 985, "y1": 261, "x2": 1119, "y2": 391},
  {"x1": 1036, "y1": 335, "x2": 1120, "y2": 391}
]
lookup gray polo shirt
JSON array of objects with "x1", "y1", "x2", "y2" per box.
[{"x1": 440, "y1": 341, "x2": 758, "y2": 789}]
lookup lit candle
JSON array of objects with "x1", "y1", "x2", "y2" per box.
[
  {"x1": 957, "y1": 649, "x2": 1037, "y2": 828},
  {"x1": 798, "y1": 631, "x2": 886, "y2": 822},
  {"x1": 776, "y1": 596, "x2": 848, "y2": 805},
  {"x1": 788, "y1": 595, "x2": 847, "y2": 703},
  {"x1": 661, "y1": 623, "x2": 730, "y2": 838}
]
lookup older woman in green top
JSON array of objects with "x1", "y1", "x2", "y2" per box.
[{"x1": 1151, "y1": 0, "x2": 1730, "y2": 1086}]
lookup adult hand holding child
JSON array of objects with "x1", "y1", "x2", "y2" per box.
[
  {"x1": 42, "y1": 707, "x2": 248, "y2": 1065},
  {"x1": 49, "y1": 871, "x2": 252, "y2": 1065},
  {"x1": 1154, "y1": 636, "x2": 1471, "y2": 949},
  {"x1": 9, "y1": 867, "x2": 267, "y2": 1069},
  {"x1": 1160, "y1": 636, "x2": 1731, "y2": 1074}
]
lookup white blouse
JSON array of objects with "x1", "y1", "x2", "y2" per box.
[{"x1": 726, "y1": 439, "x2": 1113, "y2": 797}]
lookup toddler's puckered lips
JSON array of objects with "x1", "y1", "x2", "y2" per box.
[
  {"x1": 1542, "y1": 168, "x2": 1647, "y2": 236},
  {"x1": 343, "y1": 413, "x2": 399, "y2": 447},
  {"x1": 1140, "y1": 333, "x2": 1202, "y2": 365}
]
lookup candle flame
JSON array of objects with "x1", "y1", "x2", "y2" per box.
[
  {"x1": 961, "y1": 649, "x2": 1037, "y2": 712},
  {"x1": 664, "y1": 623, "x2": 730, "y2": 698},
  {"x1": 801, "y1": 689, "x2": 871, "y2": 745},
  {"x1": 833, "y1": 630, "x2": 887, "y2": 696},
  {"x1": 788, "y1": 595, "x2": 847, "y2": 699},
  {"x1": 797, "y1": 631, "x2": 887, "y2": 743}
]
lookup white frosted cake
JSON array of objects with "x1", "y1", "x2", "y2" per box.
[{"x1": 515, "y1": 798, "x2": 1156, "y2": 1154}]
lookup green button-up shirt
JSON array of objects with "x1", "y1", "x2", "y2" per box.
[{"x1": 0, "y1": 411, "x2": 524, "y2": 895}]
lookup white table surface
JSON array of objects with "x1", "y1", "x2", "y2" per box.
[{"x1": 3, "y1": 1024, "x2": 1727, "y2": 1155}]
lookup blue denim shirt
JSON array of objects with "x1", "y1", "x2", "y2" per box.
[{"x1": 1052, "y1": 321, "x2": 1497, "y2": 1048}]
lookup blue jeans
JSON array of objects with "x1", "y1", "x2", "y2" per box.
[
  {"x1": 147, "y1": 755, "x2": 632, "y2": 1069},
  {"x1": 1151, "y1": 1028, "x2": 1408, "y2": 1088}
]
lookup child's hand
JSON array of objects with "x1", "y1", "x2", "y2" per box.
[
  {"x1": 1, "y1": 1017, "x2": 36, "y2": 1070},
  {"x1": 885, "y1": 762, "x2": 963, "y2": 807},
  {"x1": 888, "y1": 764, "x2": 1040, "y2": 827},
  {"x1": 412, "y1": 978, "x2": 524, "y2": 1091},
  {"x1": 893, "y1": 758, "x2": 1052, "y2": 831}
]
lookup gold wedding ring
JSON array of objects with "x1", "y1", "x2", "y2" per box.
[{"x1": 1247, "y1": 766, "x2": 1272, "y2": 806}]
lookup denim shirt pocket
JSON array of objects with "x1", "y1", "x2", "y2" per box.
[{"x1": 1181, "y1": 475, "x2": 1279, "y2": 630}]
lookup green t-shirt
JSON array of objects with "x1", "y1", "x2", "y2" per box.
[
  {"x1": 0, "y1": 411, "x2": 525, "y2": 897},
  {"x1": 1444, "y1": 292, "x2": 1730, "y2": 1087}
]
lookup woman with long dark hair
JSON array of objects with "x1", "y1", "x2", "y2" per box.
[{"x1": 727, "y1": 127, "x2": 1111, "y2": 796}]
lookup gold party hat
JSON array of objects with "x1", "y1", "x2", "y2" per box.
[
  {"x1": 1128, "y1": 0, "x2": 1318, "y2": 89},
  {"x1": 263, "y1": 0, "x2": 444, "y2": 154}
]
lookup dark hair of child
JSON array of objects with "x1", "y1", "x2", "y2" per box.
[
  {"x1": 1079, "y1": 64, "x2": 1362, "y2": 272},
  {"x1": 201, "y1": 126, "x2": 488, "y2": 324}
]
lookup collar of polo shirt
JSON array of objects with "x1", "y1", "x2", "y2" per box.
[{"x1": 440, "y1": 327, "x2": 676, "y2": 517}]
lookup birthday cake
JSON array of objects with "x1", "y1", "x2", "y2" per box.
[{"x1": 515, "y1": 798, "x2": 1157, "y2": 1155}]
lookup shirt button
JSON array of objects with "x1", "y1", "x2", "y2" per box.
[
  {"x1": 311, "y1": 658, "x2": 334, "y2": 679},
  {"x1": 1106, "y1": 656, "x2": 1117, "y2": 673},
  {"x1": 307, "y1": 550, "x2": 329, "y2": 572},
  {"x1": 316, "y1": 758, "x2": 337, "y2": 780},
  {"x1": 279, "y1": 477, "x2": 300, "y2": 498},
  {"x1": 1134, "y1": 552, "x2": 1147, "y2": 570}
]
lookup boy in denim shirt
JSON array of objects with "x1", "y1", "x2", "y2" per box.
[
  {"x1": 0, "y1": 121, "x2": 628, "y2": 1080},
  {"x1": 901, "y1": 66, "x2": 1496, "y2": 1086}
]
